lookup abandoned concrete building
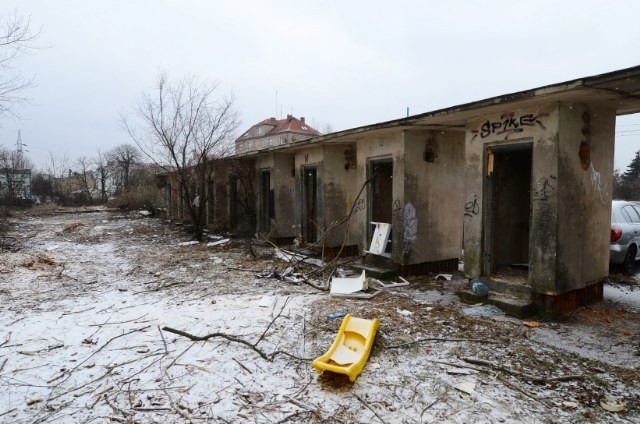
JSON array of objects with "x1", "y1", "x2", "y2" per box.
[{"x1": 158, "y1": 65, "x2": 640, "y2": 314}]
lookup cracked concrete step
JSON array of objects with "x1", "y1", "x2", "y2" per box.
[{"x1": 456, "y1": 289, "x2": 538, "y2": 319}]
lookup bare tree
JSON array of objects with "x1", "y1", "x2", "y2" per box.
[
  {"x1": 0, "y1": 11, "x2": 40, "y2": 119},
  {"x1": 94, "y1": 149, "x2": 111, "y2": 202},
  {"x1": 47, "y1": 151, "x2": 69, "y2": 204},
  {"x1": 109, "y1": 143, "x2": 139, "y2": 193},
  {"x1": 123, "y1": 72, "x2": 239, "y2": 240},
  {"x1": 75, "y1": 156, "x2": 95, "y2": 204}
]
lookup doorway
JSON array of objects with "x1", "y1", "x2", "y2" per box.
[
  {"x1": 369, "y1": 158, "x2": 393, "y2": 255},
  {"x1": 484, "y1": 143, "x2": 532, "y2": 282},
  {"x1": 302, "y1": 166, "x2": 318, "y2": 243},
  {"x1": 260, "y1": 170, "x2": 274, "y2": 232}
]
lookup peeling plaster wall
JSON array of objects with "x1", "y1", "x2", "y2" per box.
[
  {"x1": 402, "y1": 131, "x2": 465, "y2": 265},
  {"x1": 555, "y1": 104, "x2": 615, "y2": 294}
]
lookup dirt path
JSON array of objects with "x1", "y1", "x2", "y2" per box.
[{"x1": 0, "y1": 208, "x2": 638, "y2": 423}]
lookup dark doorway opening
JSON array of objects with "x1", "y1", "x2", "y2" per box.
[
  {"x1": 260, "y1": 170, "x2": 274, "y2": 232},
  {"x1": 207, "y1": 178, "x2": 214, "y2": 225},
  {"x1": 302, "y1": 167, "x2": 318, "y2": 243},
  {"x1": 485, "y1": 144, "x2": 532, "y2": 284},
  {"x1": 369, "y1": 158, "x2": 393, "y2": 255},
  {"x1": 229, "y1": 176, "x2": 238, "y2": 230}
]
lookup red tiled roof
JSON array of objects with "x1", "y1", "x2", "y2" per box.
[{"x1": 239, "y1": 115, "x2": 321, "y2": 139}]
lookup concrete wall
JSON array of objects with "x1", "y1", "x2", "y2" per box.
[
  {"x1": 402, "y1": 130, "x2": 465, "y2": 265},
  {"x1": 322, "y1": 144, "x2": 359, "y2": 247},
  {"x1": 255, "y1": 153, "x2": 296, "y2": 239},
  {"x1": 464, "y1": 102, "x2": 615, "y2": 296},
  {"x1": 355, "y1": 132, "x2": 404, "y2": 255},
  {"x1": 464, "y1": 105, "x2": 558, "y2": 281},
  {"x1": 554, "y1": 104, "x2": 615, "y2": 294}
]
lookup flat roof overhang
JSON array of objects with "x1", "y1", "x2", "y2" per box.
[{"x1": 232, "y1": 65, "x2": 640, "y2": 156}]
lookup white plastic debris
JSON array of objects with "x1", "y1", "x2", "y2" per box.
[
  {"x1": 139, "y1": 210, "x2": 151, "y2": 216},
  {"x1": 454, "y1": 381, "x2": 476, "y2": 395},
  {"x1": 396, "y1": 308, "x2": 413, "y2": 316},
  {"x1": 330, "y1": 270, "x2": 368, "y2": 295},
  {"x1": 207, "y1": 238, "x2": 230, "y2": 247},
  {"x1": 178, "y1": 241, "x2": 199, "y2": 246}
]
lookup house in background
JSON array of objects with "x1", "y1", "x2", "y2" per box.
[
  {"x1": 235, "y1": 115, "x2": 321, "y2": 155},
  {"x1": 0, "y1": 168, "x2": 31, "y2": 206}
]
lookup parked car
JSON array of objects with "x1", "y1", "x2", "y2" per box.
[{"x1": 610, "y1": 200, "x2": 640, "y2": 274}]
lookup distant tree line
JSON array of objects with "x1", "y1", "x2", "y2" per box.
[{"x1": 613, "y1": 150, "x2": 640, "y2": 200}]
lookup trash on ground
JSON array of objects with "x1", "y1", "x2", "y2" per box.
[
  {"x1": 326, "y1": 309, "x2": 349, "y2": 320},
  {"x1": 178, "y1": 241, "x2": 199, "y2": 246},
  {"x1": 312, "y1": 313, "x2": 380, "y2": 382},
  {"x1": 139, "y1": 210, "x2": 151, "y2": 216},
  {"x1": 523, "y1": 321, "x2": 540, "y2": 328},
  {"x1": 396, "y1": 308, "x2": 413, "y2": 317},
  {"x1": 471, "y1": 280, "x2": 489, "y2": 297},
  {"x1": 463, "y1": 304, "x2": 504, "y2": 317},
  {"x1": 211, "y1": 257, "x2": 223, "y2": 265},
  {"x1": 275, "y1": 248, "x2": 324, "y2": 267},
  {"x1": 331, "y1": 270, "x2": 367, "y2": 295},
  {"x1": 447, "y1": 368, "x2": 472, "y2": 375},
  {"x1": 454, "y1": 381, "x2": 476, "y2": 395},
  {"x1": 562, "y1": 401, "x2": 578, "y2": 408},
  {"x1": 600, "y1": 397, "x2": 625, "y2": 412},
  {"x1": 435, "y1": 274, "x2": 453, "y2": 281},
  {"x1": 207, "y1": 238, "x2": 230, "y2": 247},
  {"x1": 370, "y1": 278, "x2": 410, "y2": 289}
]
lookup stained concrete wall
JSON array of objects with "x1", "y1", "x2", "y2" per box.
[
  {"x1": 294, "y1": 145, "x2": 325, "y2": 243},
  {"x1": 464, "y1": 102, "x2": 615, "y2": 296},
  {"x1": 464, "y1": 105, "x2": 558, "y2": 282},
  {"x1": 255, "y1": 153, "x2": 296, "y2": 239},
  {"x1": 355, "y1": 132, "x2": 404, "y2": 256},
  {"x1": 293, "y1": 144, "x2": 359, "y2": 248},
  {"x1": 322, "y1": 144, "x2": 359, "y2": 247},
  {"x1": 554, "y1": 104, "x2": 615, "y2": 294},
  {"x1": 402, "y1": 130, "x2": 465, "y2": 265}
]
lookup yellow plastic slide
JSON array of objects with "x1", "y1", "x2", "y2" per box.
[{"x1": 312, "y1": 314, "x2": 380, "y2": 382}]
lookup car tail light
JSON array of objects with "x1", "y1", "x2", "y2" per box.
[{"x1": 611, "y1": 227, "x2": 622, "y2": 242}]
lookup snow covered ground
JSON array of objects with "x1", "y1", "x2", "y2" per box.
[{"x1": 0, "y1": 208, "x2": 638, "y2": 423}]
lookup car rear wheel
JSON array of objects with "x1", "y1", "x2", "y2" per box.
[{"x1": 622, "y1": 246, "x2": 637, "y2": 275}]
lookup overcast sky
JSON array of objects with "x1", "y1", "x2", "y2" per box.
[{"x1": 1, "y1": 0, "x2": 639, "y2": 171}]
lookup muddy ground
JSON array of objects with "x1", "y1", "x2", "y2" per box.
[{"x1": 0, "y1": 207, "x2": 639, "y2": 423}]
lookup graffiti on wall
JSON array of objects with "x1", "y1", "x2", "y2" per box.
[
  {"x1": 353, "y1": 198, "x2": 365, "y2": 213},
  {"x1": 464, "y1": 194, "x2": 480, "y2": 217},
  {"x1": 533, "y1": 175, "x2": 557, "y2": 201},
  {"x1": 471, "y1": 112, "x2": 549, "y2": 141},
  {"x1": 403, "y1": 202, "x2": 418, "y2": 255},
  {"x1": 590, "y1": 162, "x2": 609, "y2": 205}
]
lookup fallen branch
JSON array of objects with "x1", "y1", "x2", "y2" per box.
[
  {"x1": 162, "y1": 298, "x2": 310, "y2": 362},
  {"x1": 385, "y1": 337, "x2": 499, "y2": 350},
  {"x1": 162, "y1": 326, "x2": 270, "y2": 360},
  {"x1": 354, "y1": 393, "x2": 387, "y2": 424},
  {"x1": 460, "y1": 357, "x2": 583, "y2": 384}
]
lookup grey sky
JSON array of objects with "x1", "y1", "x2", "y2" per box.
[{"x1": 1, "y1": 0, "x2": 639, "y2": 171}]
